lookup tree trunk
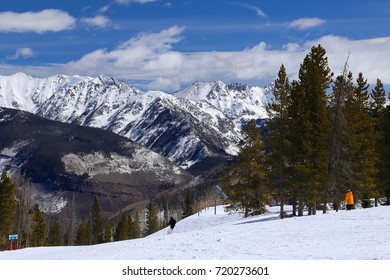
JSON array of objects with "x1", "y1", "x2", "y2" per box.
[
  {"x1": 280, "y1": 197, "x2": 285, "y2": 219},
  {"x1": 298, "y1": 200, "x2": 304, "y2": 216}
]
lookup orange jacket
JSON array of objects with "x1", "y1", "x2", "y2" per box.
[{"x1": 344, "y1": 191, "x2": 354, "y2": 205}]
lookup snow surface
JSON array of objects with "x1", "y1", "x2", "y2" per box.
[{"x1": 1, "y1": 205, "x2": 389, "y2": 260}]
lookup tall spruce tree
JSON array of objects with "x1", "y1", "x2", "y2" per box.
[
  {"x1": 377, "y1": 106, "x2": 390, "y2": 204},
  {"x1": 145, "y1": 200, "x2": 159, "y2": 235},
  {"x1": 103, "y1": 218, "x2": 112, "y2": 243},
  {"x1": 222, "y1": 119, "x2": 269, "y2": 217},
  {"x1": 30, "y1": 206, "x2": 48, "y2": 247},
  {"x1": 295, "y1": 44, "x2": 333, "y2": 214},
  {"x1": 114, "y1": 213, "x2": 129, "y2": 241},
  {"x1": 344, "y1": 73, "x2": 379, "y2": 206},
  {"x1": 76, "y1": 216, "x2": 89, "y2": 245},
  {"x1": 91, "y1": 196, "x2": 104, "y2": 244},
  {"x1": 287, "y1": 80, "x2": 309, "y2": 216},
  {"x1": 370, "y1": 79, "x2": 386, "y2": 117},
  {"x1": 0, "y1": 170, "x2": 16, "y2": 246},
  {"x1": 370, "y1": 78, "x2": 387, "y2": 205},
  {"x1": 47, "y1": 219, "x2": 62, "y2": 246},
  {"x1": 323, "y1": 61, "x2": 353, "y2": 212},
  {"x1": 181, "y1": 191, "x2": 194, "y2": 219},
  {"x1": 132, "y1": 212, "x2": 142, "y2": 239},
  {"x1": 266, "y1": 64, "x2": 291, "y2": 218}
]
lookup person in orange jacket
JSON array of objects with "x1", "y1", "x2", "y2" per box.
[{"x1": 344, "y1": 188, "x2": 354, "y2": 210}]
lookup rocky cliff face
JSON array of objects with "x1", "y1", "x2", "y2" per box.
[{"x1": 0, "y1": 107, "x2": 193, "y2": 216}]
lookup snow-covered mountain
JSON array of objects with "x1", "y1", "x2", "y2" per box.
[
  {"x1": 173, "y1": 80, "x2": 273, "y2": 124},
  {"x1": 0, "y1": 73, "x2": 273, "y2": 172}
]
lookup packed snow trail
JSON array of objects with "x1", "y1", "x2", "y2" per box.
[{"x1": 1, "y1": 205, "x2": 389, "y2": 260}]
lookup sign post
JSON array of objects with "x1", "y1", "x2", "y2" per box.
[{"x1": 8, "y1": 234, "x2": 18, "y2": 250}]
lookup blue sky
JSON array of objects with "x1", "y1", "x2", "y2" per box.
[{"x1": 0, "y1": 0, "x2": 389, "y2": 91}]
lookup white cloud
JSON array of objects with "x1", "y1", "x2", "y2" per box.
[
  {"x1": 288, "y1": 18, "x2": 326, "y2": 30},
  {"x1": 0, "y1": 10, "x2": 76, "y2": 33},
  {"x1": 2, "y1": 27, "x2": 390, "y2": 92},
  {"x1": 238, "y1": 3, "x2": 267, "y2": 17},
  {"x1": 8, "y1": 48, "x2": 36, "y2": 60},
  {"x1": 60, "y1": 29, "x2": 390, "y2": 91},
  {"x1": 81, "y1": 16, "x2": 111, "y2": 28}
]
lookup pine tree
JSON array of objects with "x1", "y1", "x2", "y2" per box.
[
  {"x1": 323, "y1": 60, "x2": 353, "y2": 212},
  {"x1": 344, "y1": 73, "x2": 379, "y2": 206},
  {"x1": 370, "y1": 79, "x2": 390, "y2": 206},
  {"x1": 370, "y1": 79, "x2": 386, "y2": 117},
  {"x1": 76, "y1": 216, "x2": 89, "y2": 245},
  {"x1": 284, "y1": 45, "x2": 333, "y2": 215},
  {"x1": 0, "y1": 170, "x2": 16, "y2": 246},
  {"x1": 266, "y1": 64, "x2": 291, "y2": 218},
  {"x1": 222, "y1": 119, "x2": 269, "y2": 217},
  {"x1": 145, "y1": 200, "x2": 159, "y2": 235},
  {"x1": 287, "y1": 80, "x2": 309, "y2": 216},
  {"x1": 47, "y1": 219, "x2": 62, "y2": 246},
  {"x1": 377, "y1": 106, "x2": 390, "y2": 204},
  {"x1": 91, "y1": 196, "x2": 104, "y2": 244},
  {"x1": 297, "y1": 44, "x2": 332, "y2": 214},
  {"x1": 127, "y1": 215, "x2": 134, "y2": 239},
  {"x1": 114, "y1": 213, "x2": 128, "y2": 241},
  {"x1": 30, "y1": 206, "x2": 48, "y2": 247},
  {"x1": 103, "y1": 218, "x2": 112, "y2": 243},
  {"x1": 132, "y1": 212, "x2": 142, "y2": 239},
  {"x1": 181, "y1": 191, "x2": 194, "y2": 219}
]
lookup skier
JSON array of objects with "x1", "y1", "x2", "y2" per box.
[
  {"x1": 167, "y1": 217, "x2": 176, "y2": 234},
  {"x1": 344, "y1": 188, "x2": 354, "y2": 210}
]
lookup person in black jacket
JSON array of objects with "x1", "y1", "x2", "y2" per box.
[{"x1": 167, "y1": 217, "x2": 176, "y2": 234}]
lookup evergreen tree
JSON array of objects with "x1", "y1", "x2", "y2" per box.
[
  {"x1": 0, "y1": 170, "x2": 16, "y2": 246},
  {"x1": 323, "y1": 61, "x2": 353, "y2": 212},
  {"x1": 47, "y1": 219, "x2": 62, "y2": 246},
  {"x1": 103, "y1": 218, "x2": 112, "y2": 243},
  {"x1": 266, "y1": 64, "x2": 292, "y2": 218},
  {"x1": 370, "y1": 79, "x2": 386, "y2": 117},
  {"x1": 287, "y1": 80, "x2": 309, "y2": 216},
  {"x1": 91, "y1": 196, "x2": 104, "y2": 244},
  {"x1": 369, "y1": 78, "x2": 386, "y2": 206},
  {"x1": 127, "y1": 215, "x2": 134, "y2": 239},
  {"x1": 377, "y1": 106, "x2": 390, "y2": 204},
  {"x1": 132, "y1": 212, "x2": 142, "y2": 239},
  {"x1": 296, "y1": 44, "x2": 333, "y2": 214},
  {"x1": 30, "y1": 206, "x2": 48, "y2": 247},
  {"x1": 345, "y1": 73, "x2": 379, "y2": 206},
  {"x1": 181, "y1": 191, "x2": 194, "y2": 219},
  {"x1": 114, "y1": 213, "x2": 128, "y2": 241},
  {"x1": 145, "y1": 200, "x2": 159, "y2": 235},
  {"x1": 76, "y1": 216, "x2": 89, "y2": 245},
  {"x1": 222, "y1": 119, "x2": 269, "y2": 217}
]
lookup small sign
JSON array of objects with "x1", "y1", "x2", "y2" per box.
[{"x1": 8, "y1": 234, "x2": 18, "y2": 240}]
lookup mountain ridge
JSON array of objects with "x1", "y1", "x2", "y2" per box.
[{"x1": 0, "y1": 73, "x2": 273, "y2": 171}]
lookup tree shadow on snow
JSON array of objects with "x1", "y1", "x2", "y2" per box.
[{"x1": 234, "y1": 215, "x2": 280, "y2": 226}]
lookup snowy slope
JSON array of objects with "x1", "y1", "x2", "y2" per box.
[{"x1": 1, "y1": 205, "x2": 389, "y2": 260}]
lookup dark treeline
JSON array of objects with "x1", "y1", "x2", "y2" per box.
[
  {"x1": 222, "y1": 45, "x2": 390, "y2": 218},
  {"x1": 0, "y1": 170, "x2": 219, "y2": 249}
]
